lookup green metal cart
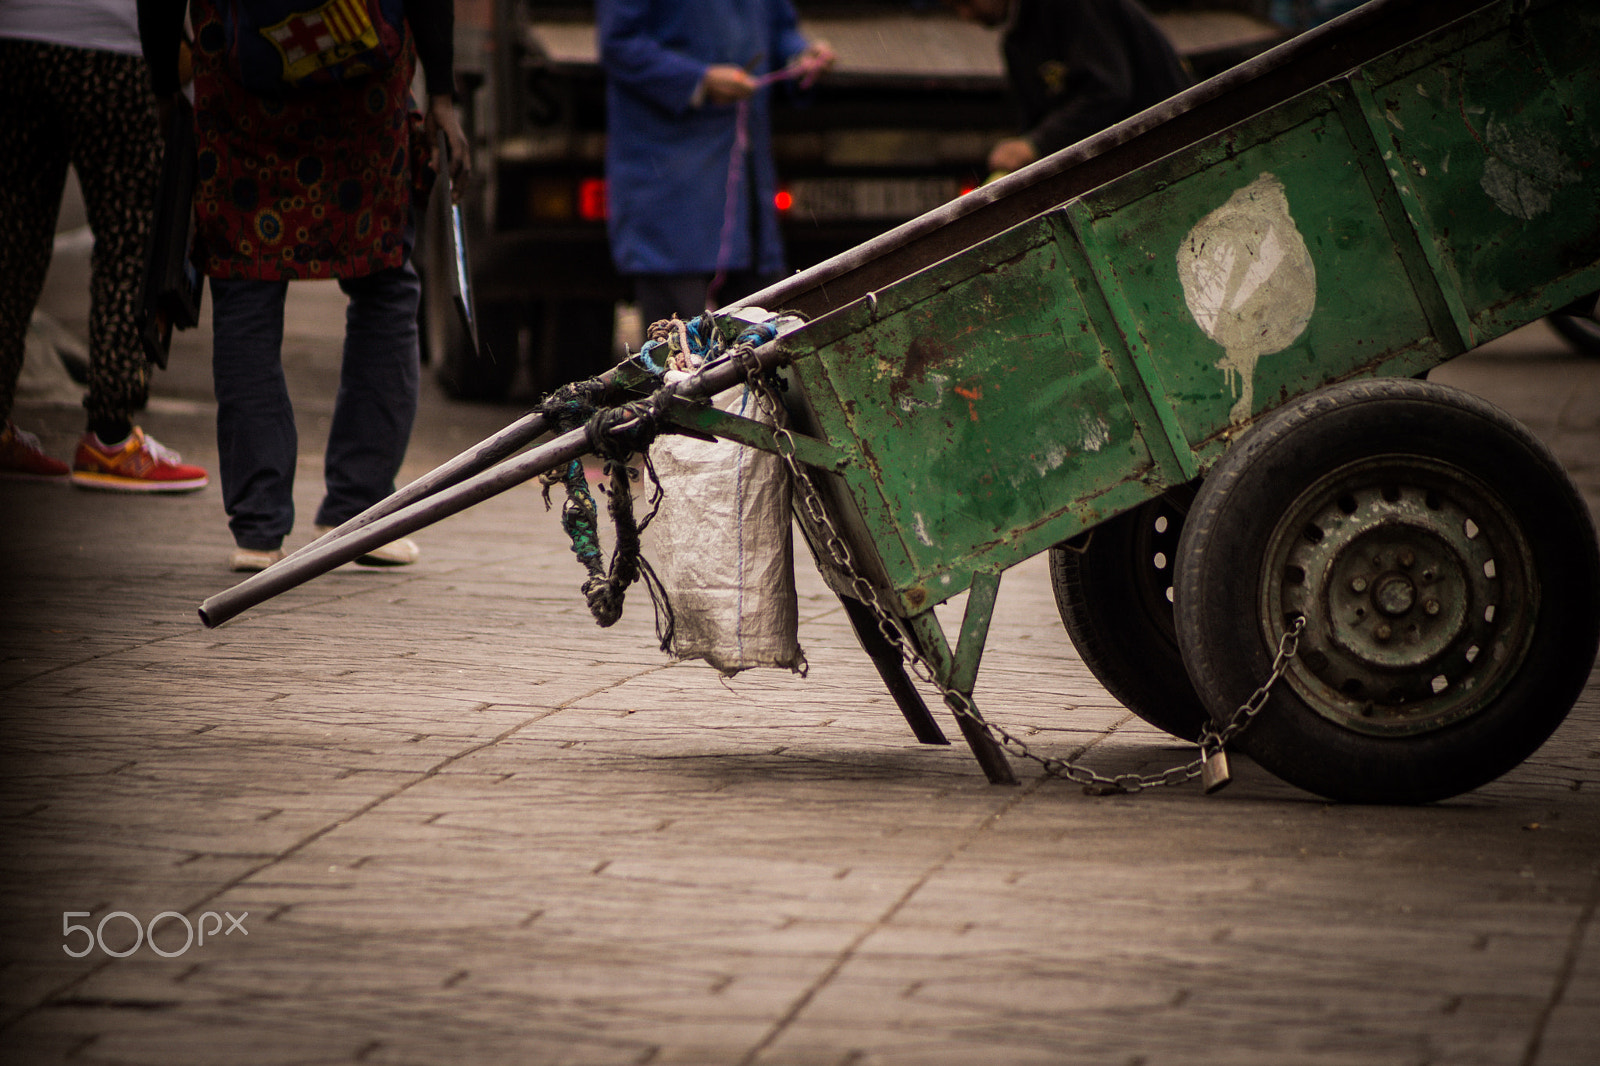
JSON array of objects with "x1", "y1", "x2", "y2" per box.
[{"x1": 203, "y1": 0, "x2": 1600, "y2": 804}]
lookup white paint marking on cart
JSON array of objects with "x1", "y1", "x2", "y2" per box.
[
  {"x1": 912, "y1": 513, "x2": 934, "y2": 547},
  {"x1": 1479, "y1": 119, "x2": 1579, "y2": 221},
  {"x1": 1177, "y1": 173, "x2": 1316, "y2": 424},
  {"x1": 1079, "y1": 415, "x2": 1110, "y2": 454},
  {"x1": 1033, "y1": 443, "x2": 1070, "y2": 477},
  {"x1": 1226, "y1": 226, "x2": 1287, "y2": 314},
  {"x1": 892, "y1": 369, "x2": 947, "y2": 414}
]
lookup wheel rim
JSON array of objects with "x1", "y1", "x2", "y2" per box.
[
  {"x1": 1261, "y1": 456, "x2": 1539, "y2": 737},
  {"x1": 1127, "y1": 491, "x2": 1190, "y2": 646}
]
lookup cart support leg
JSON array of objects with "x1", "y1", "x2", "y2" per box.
[
  {"x1": 907, "y1": 572, "x2": 1017, "y2": 786},
  {"x1": 840, "y1": 596, "x2": 949, "y2": 745}
]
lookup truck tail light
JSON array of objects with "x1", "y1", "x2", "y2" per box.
[
  {"x1": 527, "y1": 180, "x2": 575, "y2": 222},
  {"x1": 578, "y1": 178, "x2": 608, "y2": 222},
  {"x1": 774, "y1": 188, "x2": 794, "y2": 212}
]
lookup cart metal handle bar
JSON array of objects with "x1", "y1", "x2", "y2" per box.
[
  {"x1": 267, "y1": 365, "x2": 637, "y2": 574},
  {"x1": 197, "y1": 338, "x2": 786, "y2": 628}
]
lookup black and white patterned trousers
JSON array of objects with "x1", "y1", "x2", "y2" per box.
[{"x1": 0, "y1": 37, "x2": 164, "y2": 427}]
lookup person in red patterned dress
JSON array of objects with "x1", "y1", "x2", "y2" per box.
[{"x1": 137, "y1": 0, "x2": 468, "y2": 570}]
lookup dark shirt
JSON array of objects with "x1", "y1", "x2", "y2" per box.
[
  {"x1": 1003, "y1": 0, "x2": 1191, "y2": 156},
  {"x1": 136, "y1": 0, "x2": 455, "y2": 98}
]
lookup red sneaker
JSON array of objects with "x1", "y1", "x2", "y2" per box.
[
  {"x1": 0, "y1": 421, "x2": 70, "y2": 481},
  {"x1": 70, "y1": 427, "x2": 209, "y2": 493}
]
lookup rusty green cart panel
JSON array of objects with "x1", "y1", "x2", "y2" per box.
[{"x1": 769, "y1": 0, "x2": 1600, "y2": 621}]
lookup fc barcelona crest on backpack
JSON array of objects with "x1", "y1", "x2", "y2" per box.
[{"x1": 219, "y1": 0, "x2": 406, "y2": 96}]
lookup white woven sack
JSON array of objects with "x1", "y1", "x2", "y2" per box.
[{"x1": 647, "y1": 384, "x2": 805, "y2": 674}]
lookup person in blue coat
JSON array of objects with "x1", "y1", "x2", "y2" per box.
[{"x1": 597, "y1": 0, "x2": 832, "y2": 330}]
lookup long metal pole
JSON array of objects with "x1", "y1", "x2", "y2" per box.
[
  {"x1": 197, "y1": 341, "x2": 779, "y2": 628},
  {"x1": 280, "y1": 408, "x2": 550, "y2": 565},
  {"x1": 737, "y1": 0, "x2": 1475, "y2": 324},
  {"x1": 198, "y1": 423, "x2": 590, "y2": 628},
  {"x1": 277, "y1": 359, "x2": 655, "y2": 567}
]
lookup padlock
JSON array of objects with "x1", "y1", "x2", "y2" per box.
[{"x1": 1201, "y1": 747, "x2": 1232, "y2": 794}]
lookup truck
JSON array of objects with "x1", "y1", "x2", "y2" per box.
[{"x1": 423, "y1": 1, "x2": 1288, "y2": 401}]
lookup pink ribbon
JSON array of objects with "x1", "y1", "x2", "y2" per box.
[{"x1": 706, "y1": 54, "x2": 829, "y2": 309}]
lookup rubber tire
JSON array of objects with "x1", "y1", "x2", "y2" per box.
[
  {"x1": 436, "y1": 300, "x2": 519, "y2": 402},
  {"x1": 417, "y1": 157, "x2": 519, "y2": 402},
  {"x1": 526, "y1": 297, "x2": 617, "y2": 398},
  {"x1": 1048, "y1": 483, "x2": 1210, "y2": 740},
  {"x1": 1174, "y1": 377, "x2": 1600, "y2": 804}
]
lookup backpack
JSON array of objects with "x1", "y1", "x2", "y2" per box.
[{"x1": 217, "y1": 0, "x2": 406, "y2": 96}]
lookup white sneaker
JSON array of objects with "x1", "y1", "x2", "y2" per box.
[
  {"x1": 314, "y1": 525, "x2": 419, "y2": 567},
  {"x1": 230, "y1": 547, "x2": 285, "y2": 572}
]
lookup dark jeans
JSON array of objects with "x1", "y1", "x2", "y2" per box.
[{"x1": 210, "y1": 263, "x2": 421, "y2": 551}]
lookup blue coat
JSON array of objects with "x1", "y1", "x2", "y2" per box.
[{"x1": 598, "y1": 0, "x2": 808, "y2": 277}]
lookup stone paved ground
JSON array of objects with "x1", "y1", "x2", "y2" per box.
[{"x1": 1, "y1": 265, "x2": 1596, "y2": 1065}]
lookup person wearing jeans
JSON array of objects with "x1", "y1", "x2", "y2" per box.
[
  {"x1": 209, "y1": 263, "x2": 421, "y2": 559},
  {"x1": 0, "y1": 0, "x2": 208, "y2": 491},
  {"x1": 138, "y1": 0, "x2": 468, "y2": 570}
]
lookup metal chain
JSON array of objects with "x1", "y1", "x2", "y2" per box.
[{"x1": 734, "y1": 344, "x2": 1305, "y2": 794}]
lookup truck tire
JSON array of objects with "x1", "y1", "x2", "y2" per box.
[
  {"x1": 435, "y1": 300, "x2": 519, "y2": 402},
  {"x1": 1174, "y1": 378, "x2": 1600, "y2": 804},
  {"x1": 527, "y1": 297, "x2": 618, "y2": 399}
]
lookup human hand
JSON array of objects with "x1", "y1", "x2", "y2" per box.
[
  {"x1": 987, "y1": 137, "x2": 1038, "y2": 175},
  {"x1": 795, "y1": 40, "x2": 836, "y2": 86},
  {"x1": 425, "y1": 94, "x2": 471, "y2": 202},
  {"x1": 703, "y1": 64, "x2": 758, "y2": 104}
]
